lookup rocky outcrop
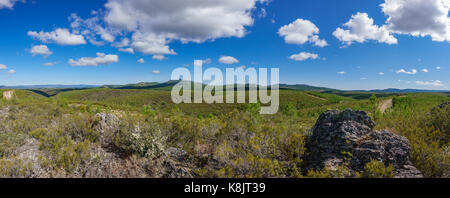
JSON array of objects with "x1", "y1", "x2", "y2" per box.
[
  {"x1": 96, "y1": 113, "x2": 120, "y2": 148},
  {"x1": 2, "y1": 90, "x2": 15, "y2": 100},
  {"x1": 305, "y1": 109, "x2": 422, "y2": 178},
  {"x1": 438, "y1": 102, "x2": 449, "y2": 109}
]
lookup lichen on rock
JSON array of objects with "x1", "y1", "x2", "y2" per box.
[{"x1": 305, "y1": 109, "x2": 423, "y2": 178}]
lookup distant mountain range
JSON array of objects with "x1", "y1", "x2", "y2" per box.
[
  {"x1": 0, "y1": 84, "x2": 98, "y2": 89},
  {"x1": 356, "y1": 88, "x2": 450, "y2": 93},
  {"x1": 1, "y1": 82, "x2": 448, "y2": 93}
]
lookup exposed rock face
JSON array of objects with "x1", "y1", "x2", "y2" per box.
[
  {"x1": 2, "y1": 90, "x2": 15, "y2": 100},
  {"x1": 96, "y1": 113, "x2": 120, "y2": 148},
  {"x1": 438, "y1": 102, "x2": 449, "y2": 109},
  {"x1": 305, "y1": 109, "x2": 423, "y2": 178}
]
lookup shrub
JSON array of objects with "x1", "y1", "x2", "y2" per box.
[
  {"x1": 0, "y1": 131, "x2": 27, "y2": 158},
  {"x1": 358, "y1": 159, "x2": 395, "y2": 178},
  {"x1": 113, "y1": 117, "x2": 166, "y2": 158},
  {"x1": 0, "y1": 157, "x2": 33, "y2": 178},
  {"x1": 29, "y1": 128, "x2": 91, "y2": 172},
  {"x1": 281, "y1": 102, "x2": 298, "y2": 116}
]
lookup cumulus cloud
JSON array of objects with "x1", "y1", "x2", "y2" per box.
[
  {"x1": 104, "y1": 0, "x2": 266, "y2": 42},
  {"x1": 152, "y1": 55, "x2": 165, "y2": 61},
  {"x1": 118, "y1": 48, "x2": 134, "y2": 54},
  {"x1": 422, "y1": 69, "x2": 429, "y2": 73},
  {"x1": 8, "y1": 69, "x2": 16, "y2": 74},
  {"x1": 28, "y1": 28, "x2": 87, "y2": 45},
  {"x1": 219, "y1": 56, "x2": 239, "y2": 64},
  {"x1": 337, "y1": 71, "x2": 346, "y2": 75},
  {"x1": 43, "y1": 62, "x2": 58, "y2": 66},
  {"x1": 152, "y1": 70, "x2": 161, "y2": 74},
  {"x1": 100, "y1": 0, "x2": 268, "y2": 56},
  {"x1": 137, "y1": 58, "x2": 145, "y2": 64},
  {"x1": 113, "y1": 38, "x2": 130, "y2": 48},
  {"x1": 396, "y1": 69, "x2": 418, "y2": 75},
  {"x1": 131, "y1": 32, "x2": 176, "y2": 55},
  {"x1": 381, "y1": 0, "x2": 450, "y2": 42},
  {"x1": 68, "y1": 52, "x2": 119, "y2": 66},
  {"x1": 436, "y1": 66, "x2": 441, "y2": 70},
  {"x1": 0, "y1": 0, "x2": 23, "y2": 10},
  {"x1": 333, "y1": 12, "x2": 398, "y2": 46},
  {"x1": 278, "y1": 19, "x2": 328, "y2": 47},
  {"x1": 30, "y1": 45, "x2": 53, "y2": 57},
  {"x1": 379, "y1": 72, "x2": 385, "y2": 75},
  {"x1": 416, "y1": 80, "x2": 444, "y2": 87},
  {"x1": 289, "y1": 52, "x2": 319, "y2": 61},
  {"x1": 0, "y1": 64, "x2": 7, "y2": 70},
  {"x1": 69, "y1": 13, "x2": 117, "y2": 45}
]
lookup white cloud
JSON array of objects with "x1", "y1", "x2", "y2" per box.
[
  {"x1": 361, "y1": 77, "x2": 367, "y2": 80},
  {"x1": 68, "y1": 52, "x2": 119, "y2": 66},
  {"x1": 114, "y1": 38, "x2": 130, "y2": 48},
  {"x1": 396, "y1": 69, "x2": 418, "y2": 75},
  {"x1": 378, "y1": 72, "x2": 385, "y2": 75},
  {"x1": 422, "y1": 69, "x2": 429, "y2": 73},
  {"x1": 104, "y1": 0, "x2": 267, "y2": 43},
  {"x1": 219, "y1": 56, "x2": 239, "y2": 64},
  {"x1": 278, "y1": 19, "x2": 328, "y2": 47},
  {"x1": 416, "y1": 80, "x2": 444, "y2": 87},
  {"x1": 137, "y1": 58, "x2": 145, "y2": 64},
  {"x1": 152, "y1": 70, "x2": 161, "y2": 74},
  {"x1": 100, "y1": 0, "x2": 269, "y2": 57},
  {"x1": 43, "y1": 62, "x2": 58, "y2": 66},
  {"x1": 152, "y1": 55, "x2": 166, "y2": 61},
  {"x1": 289, "y1": 52, "x2": 319, "y2": 61},
  {"x1": 333, "y1": 12, "x2": 398, "y2": 46},
  {"x1": 118, "y1": 48, "x2": 134, "y2": 54},
  {"x1": 381, "y1": 0, "x2": 450, "y2": 42},
  {"x1": 436, "y1": 66, "x2": 441, "y2": 70},
  {"x1": 0, "y1": 0, "x2": 23, "y2": 10},
  {"x1": 30, "y1": 45, "x2": 53, "y2": 57},
  {"x1": 8, "y1": 69, "x2": 16, "y2": 74},
  {"x1": 131, "y1": 31, "x2": 176, "y2": 55},
  {"x1": 28, "y1": 28, "x2": 86, "y2": 45},
  {"x1": 337, "y1": 71, "x2": 346, "y2": 75},
  {"x1": 69, "y1": 13, "x2": 116, "y2": 45},
  {"x1": 0, "y1": 64, "x2": 7, "y2": 70}
]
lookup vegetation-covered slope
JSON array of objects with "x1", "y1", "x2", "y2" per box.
[{"x1": 0, "y1": 87, "x2": 448, "y2": 178}]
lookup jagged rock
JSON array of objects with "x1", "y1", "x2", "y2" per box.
[
  {"x1": 305, "y1": 109, "x2": 423, "y2": 178},
  {"x1": 96, "y1": 113, "x2": 120, "y2": 147},
  {"x1": 163, "y1": 147, "x2": 193, "y2": 178},
  {"x1": 438, "y1": 102, "x2": 450, "y2": 109},
  {"x1": 166, "y1": 147, "x2": 188, "y2": 162},
  {"x1": 14, "y1": 139, "x2": 45, "y2": 178}
]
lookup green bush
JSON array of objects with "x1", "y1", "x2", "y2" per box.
[
  {"x1": 29, "y1": 128, "x2": 91, "y2": 172},
  {"x1": 113, "y1": 117, "x2": 166, "y2": 158},
  {"x1": 281, "y1": 102, "x2": 297, "y2": 116},
  {"x1": 358, "y1": 159, "x2": 395, "y2": 178}
]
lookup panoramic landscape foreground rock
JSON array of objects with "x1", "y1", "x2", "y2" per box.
[{"x1": 305, "y1": 109, "x2": 423, "y2": 178}]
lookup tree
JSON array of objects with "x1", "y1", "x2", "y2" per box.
[{"x1": 369, "y1": 94, "x2": 378, "y2": 120}]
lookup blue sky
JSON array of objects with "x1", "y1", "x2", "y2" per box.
[{"x1": 0, "y1": 0, "x2": 448, "y2": 90}]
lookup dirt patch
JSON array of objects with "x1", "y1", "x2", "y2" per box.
[
  {"x1": 305, "y1": 93, "x2": 327, "y2": 101},
  {"x1": 379, "y1": 99, "x2": 393, "y2": 113},
  {"x1": 2, "y1": 90, "x2": 15, "y2": 100}
]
